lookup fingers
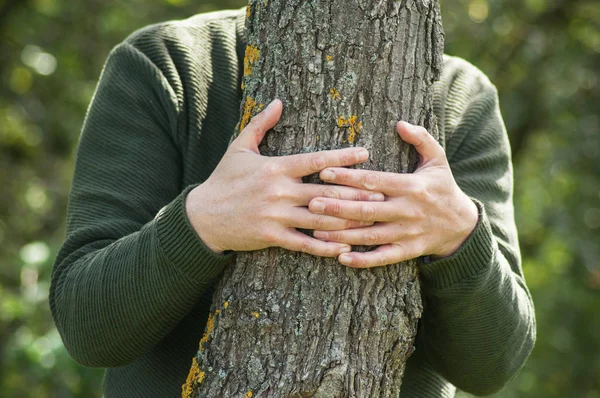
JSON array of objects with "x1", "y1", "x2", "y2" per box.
[
  {"x1": 279, "y1": 229, "x2": 351, "y2": 257},
  {"x1": 281, "y1": 147, "x2": 369, "y2": 178},
  {"x1": 287, "y1": 207, "x2": 374, "y2": 231},
  {"x1": 319, "y1": 168, "x2": 411, "y2": 196},
  {"x1": 296, "y1": 184, "x2": 385, "y2": 205},
  {"x1": 233, "y1": 99, "x2": 283, "y2": 153},
  {"x1": 309, "y1": 197, "x2": 398, "y2": 222},
  {"x1": 338, "y1": 243, "x2": 416, "y2": 268},
  {"x1": 313, "y1": 224, "x2": 399, "y2": 246},
  {"x1": 396, "y1": 121, "x2": 446, "y2": 165}
]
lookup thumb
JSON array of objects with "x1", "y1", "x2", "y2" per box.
[
  {"x1": 233, "y1": 99, "x2": 283, "y2": 153},
  {"x1": 396, "y1": 121, "x2": 446, "y2": 166}
]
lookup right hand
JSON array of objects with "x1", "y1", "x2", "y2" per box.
[{"x1": 185, "y1": 99, "x2": 383, "y2": 257}]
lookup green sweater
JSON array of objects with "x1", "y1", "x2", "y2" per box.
[{"x1": 50, "y1": 8, "x2": 535, "y2": 398}]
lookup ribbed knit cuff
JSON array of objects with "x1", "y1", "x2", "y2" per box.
[
  {"x1": 418, "y1": 199, "x2": 495, "y2": 290},
  {"x1": 155, "y1": 185, "x2": 234, "y2": 281}
]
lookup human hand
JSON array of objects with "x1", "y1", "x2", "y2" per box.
[
  {"x1": 309, "y1": 121, "x2": 479, "y2": 268},
  {"x1": 186, "y1": 99, "x2": 385, "y2": 257}
]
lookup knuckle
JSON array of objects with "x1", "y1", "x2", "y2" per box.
[
  {"x1": 262, "y1": 230, "x2": 279, "y2": 245},
  {"x1": 262, "y1": 160, "x2": 281, "y2": 177},
  {"x1": 407, "y1": 225, "x2": 425, "y2": 239},
  {"x1": 364, "y1": 231, "x2": 379, "y2": 245},
  {"x1": 415, "y1": 208, "x2": 426, "y2": 220},
  {"x1": 403, "y1": 180, "x2": 418, "y2": 195},
  {"x1": 267, "y1": 187, "x2": 287, "y2": 201},
  {"x1": 323, "y1": 188, "x2": 340, "y2": 199},
  {"x1": 414, "y1": 185, "x2": 431, "y2": 202},
  {"x1": 310, "y1": 154, "x2": 328, "y2": 172},
  {"x1": 313, "y1": 215, "x2": 326, "y2": 230},
  {"x1": 247, "y1": 114, "x2": 265, "y2": 131},
  {"x1": 339, "y1": 151, "x2": 352, "y2": 165},
  {"x1": 378, "y1": 252, "x2": 390, "y2": 267},
  {"x1": 408, "y1": 208, "x2": 425, "y2": 220},
  {"x1": 415, "y1": 126, "x2": 429, "y2": 143},
  {"x1": 247, "y1": 115, "x2": 260, "y2": 129},
  {"x1": 328, "y1": 231, "x2": 341, "y2": 241},
  {"x1": 299, "y1": 239, "x2": 314, "y2": 254},
  {"x1": 363, "y1": 172, "x2": 380, "y2": 190},
  {"x1": 354, "y1": 257, "x2": 368, "y2": 268},
  {"x1": 330, "y1": 202, "x2": 343, "y2": 216},
  {"x1": 361, "y1": 204, "x2": 376, "y2": 221},
  {"x1": 407, "y1": 180, "x2": 424, "y2": 197},
  {"x1": 259, "y1": 206, "x2": 277, "y2": 221}
]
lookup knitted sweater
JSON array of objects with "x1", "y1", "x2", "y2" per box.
[{"x1": 50, "y1": 8, "x2": 535, "y2": 398}]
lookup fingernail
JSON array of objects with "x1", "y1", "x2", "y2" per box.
[
  {"x1": 311, "y1": 200, "x2": 326, "y2": 213},
  {"x1": 371, "y1": 193, "x2": 385, "y2": 201},
  {"x1": 355, "y1": 148, "x2": 369, "y2": 162},
  {"x1": 321, "y1": 169, "x2": 335, "y2": 182},
  {"x1": 266, "y1": 99, "x2": 280, "y2": 111},
  {"x1": 339, "y1": 246, "x2": 352, "y2": 254},
  {"x1": 399, "y1": 121, "x2": 415, "y2": 132},
  {"x1": 339, "y1": 253, "x2": 353, "y2": 265}
]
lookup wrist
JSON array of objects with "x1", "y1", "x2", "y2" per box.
[
  {"x1": 185, "y1": 184, "x2": 225, "y2": 254},
  {"x1": 432, "y1": 192, "x2": 479, "y2": 259}
]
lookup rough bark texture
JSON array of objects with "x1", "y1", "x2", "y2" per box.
[{"x1": 185, "y1": 1, "x2": 443, "y2": 396}]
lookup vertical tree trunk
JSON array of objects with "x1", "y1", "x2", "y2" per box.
[{"x1": 184, "y1": 1, "x2": 443, "y2": 396}]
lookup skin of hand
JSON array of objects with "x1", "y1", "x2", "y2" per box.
[
  {"x1": 185, "y1": 99, "x2": 386, "y2": 257},
  {"x1": 309, "y1": 121, "x2": 479, "y2": 268}
]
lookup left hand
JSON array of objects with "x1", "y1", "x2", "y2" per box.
[{"x1": 309, "y1": 121, "x2": 479, "y2": 268}]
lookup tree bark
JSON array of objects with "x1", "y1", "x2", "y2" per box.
[{"x1": 184, "y1": 1, "x2": 443, "y2": 396}]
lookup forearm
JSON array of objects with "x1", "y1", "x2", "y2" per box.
[
  {"x1": 418, "y1": 201, "x2": 535, "y2": 395},
  {"x1": 50, "y1": 187, "x2": 232, "y2": 367}
]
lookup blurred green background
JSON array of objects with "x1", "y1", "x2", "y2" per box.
[{"x1": 0, "y1": 0, "x2": 598, "y2": 396}]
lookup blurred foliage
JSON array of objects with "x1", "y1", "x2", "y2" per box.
[{"x1": 0, "y1": 0, "x2": 598, "y2": 396}]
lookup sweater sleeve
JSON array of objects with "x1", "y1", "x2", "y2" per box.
[
  {"x1": 414, "y1": 57, "x2": 536, "y2": 396},
  {"x1": 49, "y1": 41, "x2": 233, "y2": 368}
]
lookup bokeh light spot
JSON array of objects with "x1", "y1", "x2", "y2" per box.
[
  {"x1": 19, "y1": 241, "x2": 50, "y2": 265},
  {"x1": 21, "y1": 45, "x2": 57, "y2": 76},
  {"x1": 468, "y1": 0, "x2": 489, "y2": 23}
]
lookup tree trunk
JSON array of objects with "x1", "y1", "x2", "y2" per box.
[{"x1": 184, "y1": 1, "x2": 443, "y2": 396}]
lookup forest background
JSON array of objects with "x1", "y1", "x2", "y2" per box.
[{"x1": 0, "y1": 0, "x2": 598, "y2": 396}]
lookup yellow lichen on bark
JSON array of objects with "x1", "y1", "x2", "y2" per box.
[
  {"x1": 224, "y1": 301, "x2": 229, "y2": 309},
  {"x1": 242, "y1": 44, "x2": 260, "y2": 91},
  {"x1": 244, "y1": 45, "x2": 260, "y2": 77},
  {"x1": 182, "y1": 357, "x2": 200, "y2": 398},
  {"x1": 251, "y1": 312, "x2": 260, "y2": 319},
  {"x1": 329, "y1": 88, "x2": 342, "y2": 101},
  {"x1": 244, "y1": 391, "x2": 254, "y2": 398},
  {"x1": 326, "y1": 54, "x2": 334, "y2": 61},
  {"x1": 337, "y1": 115, "x2": 363, "y2": 144},
  {"x1": 240, "y1": 96, "x2": 257, "y2": 132},
  {"x1": 198, "y1": 312, "x2": 216, "y2": 352},
  {"x1": 240, "y1": 97, "x2": 265, "y2": 132}
]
